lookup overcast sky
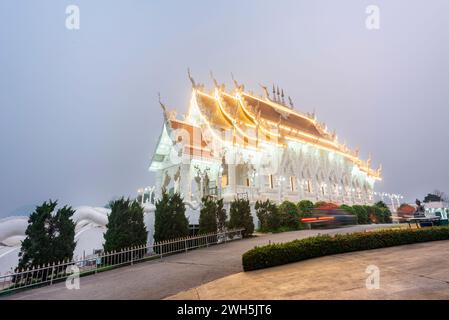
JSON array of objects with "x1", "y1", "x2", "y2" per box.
[{"x1": 1, "y1": 0, "x2": 448, "y2": 217}]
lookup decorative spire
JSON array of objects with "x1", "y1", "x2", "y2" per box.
[
  {"x1": 276, "y1": 86, "x2": 280, "y2": 102},
  {"x1": 231, "y1": 73, "x2": 244, "y2": 91},
  {"x1": 281, "y1": 89, "x2": 285, "y2": 105},
  {"x1": 210, "y1": 71, "x2": 225, "y2": 91},
  {"x1": 272, "y1": 84, "x2": 276, "y2": 101},
  {"x1": 288, "y1": 96, "x2": 294, "y2": 109},
  {"x1": 210, "y1": 70, "x2": 219, "y2": 88},
  {"x1": 187, "y1": 68, "x2": 196, "y2": 88},
  {"x1": 158, "y1": 92, "x2": 168, "y2": 121},
  {"x1": 259, "y1": 83, "x2": 270, "y2": 99}
]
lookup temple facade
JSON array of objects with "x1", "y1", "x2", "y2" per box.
[{"x1": 149, "y1": 76, "x2": 382, "y2": 209}]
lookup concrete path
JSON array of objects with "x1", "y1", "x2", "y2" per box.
[
  {"x1": 1, "y1": 224, "x2": 395, "y2": 300},
  {"x1": 168, "y1": 240, "x2": 449, "y2": 300}
]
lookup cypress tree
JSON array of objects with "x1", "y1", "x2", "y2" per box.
[
  {"x1": 154, "y1": 192, "x2": 189, "y2": 242},
  {"x1": 199, "y1": 196, "x2": 218, "y2": 234},
  {"x1": 228, "y1": 198, "x2": 254, "y2": 238},
  {"x1": 103, "y1": 198, "x2": 147, "y2": 252},
  {"x1": 17, "y1": 200, "x2": 76, "y2": 271},
  {"x1": 51, "y1": 205, "x2": 76, "y2": 262},
  {"x1": 297, "y1": 200, "x2": 314, "y2": 217},
  {"x1": 278, "y1": 200, "x2": 300, "y2": 230},
  {"x1": 255, "y1": 199, "x2": 280, "y2": 232},
  {"x1": 216, "y1": 198, "x2": 227, "y2": 233}
]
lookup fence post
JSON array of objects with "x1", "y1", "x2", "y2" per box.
[
  {"x1": 95, "y1": 255, "x2": 98, "y2": 274},
  {"x1": 184, "y1": 237, "x2": 188, "y2": 253},
  {"x1": 49, "y1": 263, "x2": 54, "y2": 285},
  {"x1": 130, "y1": 247, "x2": 134, "y2": 265}
]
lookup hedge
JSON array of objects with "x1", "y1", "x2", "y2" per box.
[{"x1": 242, "y1": 226, "x2": 449, "y2": 271}]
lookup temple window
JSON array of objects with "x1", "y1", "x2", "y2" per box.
[
  {"x1": 290, "y1": 176, "x2": 296, "y2": 191},
  {"x1": 306, "y1": 180, "x2": 312, "y2": 193},
  {"x1": 221, "y1": 175, "x2": 228, "y2": 187}
]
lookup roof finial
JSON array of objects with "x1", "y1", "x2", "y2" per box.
[
  {"x1": 158, "y1": 92, "x2": 168, "y2": 121},
  {"x1": 272, "y1": 84, "x2": 276, "y2": 101},
  {"x1": 377, "y1": 164, "x2": 383, "y2": 175},
  {"x1": 281, "y1": 89, "x2": 285, "y2": 105},
  {"x1": 210, "y1": 70, "x2": 219, "y2": 88},
  {"x1": 259, "y1": 83, "x2": 270, "y2": 99},
  {"x1": 231, "y1": 73, "x2": 244, "y2": 91},
  {"x1": 276, "y1": 86, "x2": 280, "y2": 102},
  {"x1": 288, "y1": 96, "x2": 294, "y2": 109},
  {"x1": 187, "y1": 68, "x2": 196, "y2": 88}
]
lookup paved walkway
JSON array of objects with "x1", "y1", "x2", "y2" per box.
[
  {"x1": 2, "y1": 224, "x2": 395, "y2": 300},
  {"x1": 168, "y1": 240, "x2": 449, "y2": 300}
]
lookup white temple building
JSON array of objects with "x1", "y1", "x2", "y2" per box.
[
  {"x1": 148, "y1": 75, "x2": 382, "y2": 211},
  {"x1": 0, "y1": 75, "x2": 383, "y2": 275}
]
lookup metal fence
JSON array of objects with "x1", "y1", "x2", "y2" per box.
[{"x1": 0, "y1": 228, "x2": 244, "y2": 294}]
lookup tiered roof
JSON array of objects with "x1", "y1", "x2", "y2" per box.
[{"x1": 152, "y1": 76, "x2": 381, "y2": 180}]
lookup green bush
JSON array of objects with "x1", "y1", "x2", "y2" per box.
[
  {"x1": 352, "y1": 205, "x2": 369, "y2": 224},
  {"x1": 278, "y1": 201, "x2": 300, "y2": 230},
  {"x1": 339, "y1": 204, "x2": 355, "y2": 215},
  {"x1": 255, "y1": 199, "x2": 280, "y2": 232},
  {"x1": 297, "y1": 200, "x2": 314, "y2": 218},
  {"x1": 199, "y1": 196, "x2": 218, "y2": 234},
  {"x1": 242, "y1": 226, "x2": 449, "y2": 271},
  {"x1": 339, "y1": 203, "x2": 392, "y2": 225},
  {"x1": 375, "y1": 201, "x2": 392, "y2": 223},
  {"x1": 154, "y1": 192, "x2": 189, "y2": 242},
  {"x1": 228, "y1": 198, "x2": 254, "y2": 238},
  {"x1": 104, "y1": 198, "x2": 148, "y2": 252}
]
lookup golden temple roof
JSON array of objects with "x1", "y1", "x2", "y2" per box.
[{"x1": 154, "y1": 75, "x2": 382, "y2": 180}]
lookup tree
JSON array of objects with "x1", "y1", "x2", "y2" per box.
[
  {"x1": 375, "y1": 201, "x2": 388, "y2": 209},
  {"x1": 228, "y1": 198, "x2": 254, "y2": 238},
  {"x1": 297, "y1": 200, "x2": 314, "y2": 218},
  {"x1": 352, "y1": 205, "x2": 369, "y2": 224},
  {"x1": 424, "y1": 190, "x2": 448, "y2": 203},
  {"x1": 278, "y1": 201, "x2": 300, "y2": 230},
  {"x1": 255, "y1": 199, "x2": 280, "y2": 232},
  {"x1": 103, "y1": 198, "x2": 147, "y2": 253},
  {"x1": 51, "y1": 206, "x2": 77, "y2": 262},
  {"x1": 199, "y1": 196, "x2": 218, "y2": 234},
  {"x1": 216, "y1": 198, "x2": 227, "y2": 233},
  {"x1": 17, "y1": 200, "x2": 76, "y2": 271},
  {"x1": 154, "y1": 192, "x2": 189, "y2": 242},
  {"x1": 373, "y1": 201, "x2": 392, "y2": 223},
  {"x1": 340, "y1": 204, "x2": 355, "y2": 214}
]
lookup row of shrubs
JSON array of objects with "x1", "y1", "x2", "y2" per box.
[
  {"x1": 242, "y1": 226, "x2": 449, "y2": 271},
  {"x1": 256, "y1": 200, "x2": 314, "y2": 232},
  {"x1": 342, "y1": 203, "x2": 392, "y2": 224},
  {"x1": 256, "y1": 200, "x2": 392, "y2": 233}
]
